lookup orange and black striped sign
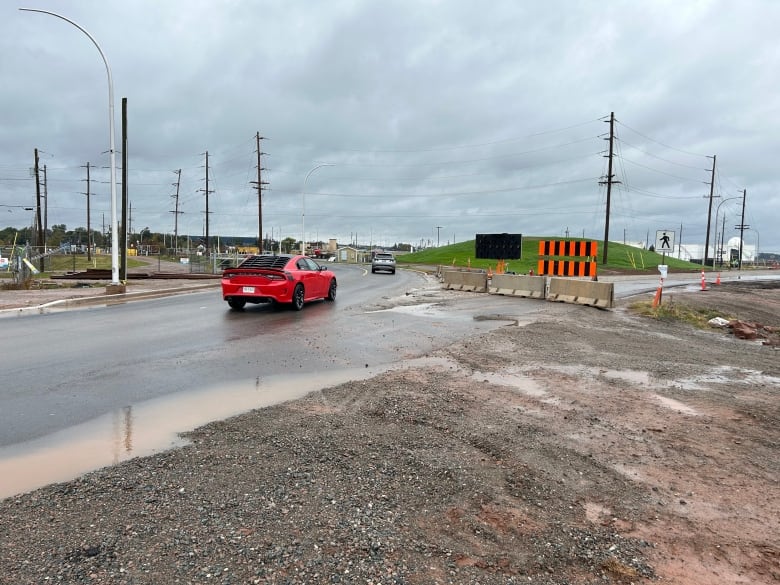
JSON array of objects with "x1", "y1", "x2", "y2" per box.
[
  {"x1": 538, "y1": 240, "x2": 598, "y2": 258},
  {"x1": 537, "y1": 260, "x2": 597, "y2": 277}
]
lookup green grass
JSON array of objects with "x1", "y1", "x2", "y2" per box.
[{"x1": 397, "y1": 237, "x2": 706, "y2": 273}]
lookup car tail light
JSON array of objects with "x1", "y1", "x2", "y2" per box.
[{"x1": 283, "y1": 271, "x2": 295, "y2": 281}]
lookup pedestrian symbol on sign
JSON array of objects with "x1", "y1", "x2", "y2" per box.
[{"x1": 655, "y1": 230, "x2": 675, "y2": 253}]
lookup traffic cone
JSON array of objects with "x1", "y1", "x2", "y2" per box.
[
  {"x1": 700, "y1": 269, "x2": 707, "y2": 291},
  {"x1": 652, "y1": 286, "x2": 663, "y2": 308},
  {"x1": 716, "y1": 272, "x2": 721, "y2": 285}
]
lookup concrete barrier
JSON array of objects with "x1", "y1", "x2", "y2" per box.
[
  {"x1": 489, "y1": 274, "x2": 546, "y2": 298},
  {"x1": 441, "y1": 270, "x2": 488, "y2": 292},
  {"x1": 547, "y1": 277, "x2": 614, "y2": 308}
]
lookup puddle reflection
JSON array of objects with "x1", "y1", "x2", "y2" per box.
[
  {"x1": 0, "y1": 367, "x2": 385, "y2": 500},
  {"x1": 0, "y1": 355, "x2": 507, "y2": 500}
]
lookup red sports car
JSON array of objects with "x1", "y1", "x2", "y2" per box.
[{"x1": 221, "y1": 254, "x2": 337, "y2": 311}]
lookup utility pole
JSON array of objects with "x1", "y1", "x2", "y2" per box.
[
  {"x1": 678, "y1": 223, "x2": 683, "y2": 259},
  {"x1": 43, "y1": 164, "x2": 48, "y2": 258},
  {"x1": 170, "y1": 169, "x2": 182, "y2": 254},
  {"x1": 599, "y1": 112, "x2": 620, "y2": 264},
  {"x1": 703, "y1": 154, "x2": 716, "y2": 267},
  {"x1": 736, "y1": 189, "x2": 748, "y2": 270},
  {"x1": 435, "y1": 226, "x2": 443, "y2": 247},
  {"x1": 82, "y1": 162, "x2": 92, "y2": 261},
  {"x1": 200, "y1": 151, "x2": 214, "y2": 253},
  {"x1": 33, "y1": 149, "x2": 43, "y2": 270},
  {"x1": 250, "y1": 132, "x2": 268, "y2": 253}
]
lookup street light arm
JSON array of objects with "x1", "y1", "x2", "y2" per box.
[
  {"x1": 301, "y1": 163, "x2": 334, "y2": 255},
  {"x1": 19, "y1": 8, "x2": 119, "y2": 285},
  {"x1": 20, "y1": 9, "x2": 114, "y2": 88}
]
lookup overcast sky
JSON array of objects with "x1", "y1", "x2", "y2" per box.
[{"x1": 1, "y1": 0, "x2": 777, "y2": 254}]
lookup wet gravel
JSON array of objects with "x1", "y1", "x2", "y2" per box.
[{"x1": 0, "y1": 365, "x2": 656, "y2": 584}]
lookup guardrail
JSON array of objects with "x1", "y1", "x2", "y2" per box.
[
  {"x1": 441, "y1": 270, "x2": 488, "y2": 292},
  {"x1": 441, "y1": 270, "x2": 614, "y2": 309},
  {"x1": 488, "y1": 273, "x2": 546, "y2": 298},
  {"x1": 547, "y1": 277, "x2": 614, "y2": 309}
]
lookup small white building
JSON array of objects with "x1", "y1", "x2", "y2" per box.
[
  {"x1": 335, "y1": 246, "x2": 370, "y2": 264},
  {"x1": 666, "y1": 238, "x2": 756, "y2": 264}
]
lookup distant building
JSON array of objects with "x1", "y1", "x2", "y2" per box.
[
  {"x1": 613, "y1": 237, "x2": 757, "y2": 265},
  {"x1": 335, "y1": 246, "x2": 370, "y2": 264},
  {"x1": 662, "y1": 239, "x2": 756, "y2": 265}
]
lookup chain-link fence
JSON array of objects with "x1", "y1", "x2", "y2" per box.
[{"x1": 0, "y1": 244, "x2": 49, "y2": 286}]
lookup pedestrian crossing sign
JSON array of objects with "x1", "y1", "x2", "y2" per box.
[{"x1": 655, "y1": 230, "x2": 675, "y2": 253}]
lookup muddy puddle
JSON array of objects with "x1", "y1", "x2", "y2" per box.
[
  {"x1": 0, "y1": 368, "x2": 384, "y2": 499},
  {"x1": 0, "y1": 356, "x2": 465, "y2": 500}
]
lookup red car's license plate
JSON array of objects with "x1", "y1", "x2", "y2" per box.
[{"x1": 242, "y1": 286, "x2": 255, "y2": 293}]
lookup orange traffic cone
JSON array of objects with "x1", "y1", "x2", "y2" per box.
[
  {"x1": 652, "y1": 287, "x2": 661, "y2": 308},
  {"x1": 700, "y1": 270, "x2": 707, "y2": 291},
  {"x1": 716, "y1": 272, "x2": 721, "y2": 285},
  {"x1": 653, "y1": 277, "x2": 664, "y2": 308}
]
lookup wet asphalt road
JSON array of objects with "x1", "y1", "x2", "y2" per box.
[{"x1": 0, "y1": 264, "x2": 539, "y2": 449}]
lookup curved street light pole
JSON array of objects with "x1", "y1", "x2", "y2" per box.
[
  {"x1": 301, "y1": 164, "x2": 334, "y2": 256},
  {"x1": 20, "y1": 8, "x2": 119, "y2": 285},
  {"x1": 713, "y1": 196, "x2": 741, "y2": 266}
]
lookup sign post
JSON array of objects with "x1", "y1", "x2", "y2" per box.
[{"x1": 653, "y1": 264, "x2": 668, "y2": 308}]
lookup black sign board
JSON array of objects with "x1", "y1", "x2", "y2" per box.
[{"x1": 475, "y1": 233, "x2": 522, "y2": 260}]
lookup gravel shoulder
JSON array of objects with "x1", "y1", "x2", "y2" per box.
[{"x1": 0, "y1": 279, "x2": 777, "y2": 584}]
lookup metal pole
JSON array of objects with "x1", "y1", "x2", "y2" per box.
[
  {"x1": 738, "y1": 189, "x2": 747, "y2": 271},
  {"x1": 713, "y1": 196, "x2": 740, "y2": 266},
  {"x1": 301, "y1": 164, "x2": 333, "y2": 255},
  {"x1": 755, "y1": 229, "x2": 759, "y2": 264},
  {"x1": 703, "y1": 154, "x2": 716, "y2": 267},
  {"x1": 20, "y1": 8, "x2": 120, "y2": 284}
]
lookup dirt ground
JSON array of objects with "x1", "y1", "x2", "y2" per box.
[
  {"x1": 435, "y1": 280, "x2": 779, "y2": 584},
  {"x1": 0, "y1": 277, "x2": 777, "y2": 584}
]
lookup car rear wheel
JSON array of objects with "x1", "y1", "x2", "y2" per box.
[
  {"x1": 228, "y1": 299, "x2": 246, "y2": 310},
  {"x1": 326, "y1": 278, "x2": 337, "y2": 301},
  {"x1": 292, "y1": 284, "x2": 305, "y2": 310}
]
